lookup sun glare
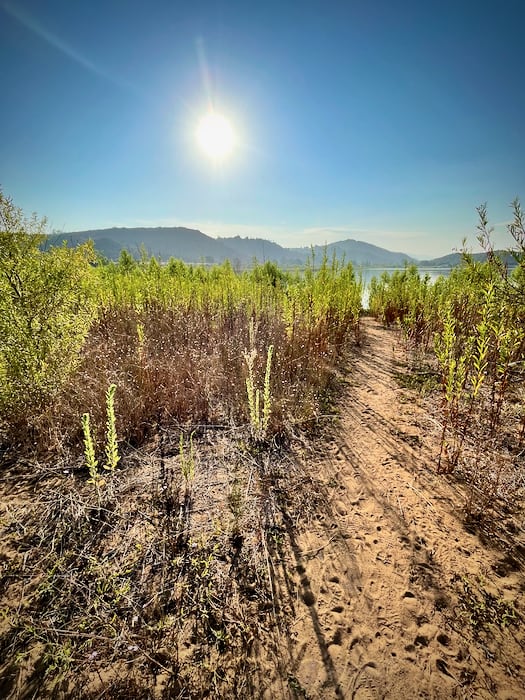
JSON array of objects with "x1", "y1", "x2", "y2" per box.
[{"x1": 196, "y1": 112, "x2": 235, "y2": 160}]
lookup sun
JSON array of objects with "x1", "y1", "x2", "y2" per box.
[{"x1": 196, "y1": 112, "x2": 235, "y2": 160}]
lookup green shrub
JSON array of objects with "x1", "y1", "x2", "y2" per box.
[{"x1": 0, "y1": 190, "x2": 96, "y2": 421}]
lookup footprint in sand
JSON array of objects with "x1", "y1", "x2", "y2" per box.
[
  {"x1": 351, "y1": 661, "x2": 384, "y2": 700},
  {"x1": 349, "y1": 491, "x2": 367, "y2": 507}
]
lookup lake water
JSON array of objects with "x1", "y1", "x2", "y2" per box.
[{"x1": 358, "y1": 267, "x2": 452, "y2": 309}]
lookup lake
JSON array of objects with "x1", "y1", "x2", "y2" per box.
[{"x1": 359, "y1": 267, "x2": 452, "y2": 309}]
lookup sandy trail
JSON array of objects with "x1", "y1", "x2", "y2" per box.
[{"x1": 269, "y1": 317, "x2": 524, "y2": 699}]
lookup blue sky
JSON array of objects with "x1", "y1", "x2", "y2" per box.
[{"x1": 1, "y1": 0, "x2": 524, "y2": 258}]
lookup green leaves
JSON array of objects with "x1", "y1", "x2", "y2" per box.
[
  {"x1": 81, "y1": 412, "x2": 98, "y2": 482},
  {"x1": 104, "y1": 384, "x2": 119, "y2": 472},
  {"x1": 82, "y1": 384, "x2": 120, "y2": 487},
  {"x1": 0, "y1": 189, "x2": 96, "y2": 418},
  {"x1": 244, "y1": 343, "x2": 274, "y2": 442}
]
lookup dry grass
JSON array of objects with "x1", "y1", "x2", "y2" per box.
[
  {"x1": 3, "y1": 296, "x2": 358, "y2": 460},
  {"x1": 0, "y1": 424, "x2": 328, "y2": 698}
]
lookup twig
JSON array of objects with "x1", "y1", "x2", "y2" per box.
[
  {"x1": 406, "y1": 481, "x2": 435, "y2": 510},
  {"x1": 302, "y1": 536, "x2": 336, "y2": 557}
]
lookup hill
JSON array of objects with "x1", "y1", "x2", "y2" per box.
[
  {"x1": 420, "y1": 250, "x2": 518, "y2": 268},
  {"x1": 293, "y1": 239, "x2": 416, "y2": 267},
  {"x1": 47, "y1": 226, "x2": 520, "y2": 269},
  {"x1": 46, "y1": 226, "x2": 419, "y2": 267},
  {"x1": 45, "y1": 227, "x2": 237, "y2": 264}
]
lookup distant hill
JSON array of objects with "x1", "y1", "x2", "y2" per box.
[
  {"x1": 45, "y1": 226, "x2": 420, "y2": 267},
  {"x1": 45, "y1": 226, "x2": 521, "y2": 269},
  {"x1": 420, "y1": 250, "x2": 518, "y2": 268},
  {"x1": 216, "y1": 236, "x2": 298, "y2": 265},
  {"x1": 291, "y1": 239, "x2": 416, "y2": 267},
  {"x1": 45, "y1": 227, "x2": 237, "y2": 264}
]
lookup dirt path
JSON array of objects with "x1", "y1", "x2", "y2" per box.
[{"x1": 270, "y1": 317, "x2": 525, "y2": 699}]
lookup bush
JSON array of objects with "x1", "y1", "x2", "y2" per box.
[{"x1": 0, "y1": 190, "x2": 96, "y2": 426}]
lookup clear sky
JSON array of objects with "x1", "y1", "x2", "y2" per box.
[{"x1": 1, "y1": 0, "x2": 524, "y2": 258}]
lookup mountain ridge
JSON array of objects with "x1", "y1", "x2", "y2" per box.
[
  {"x1": 45, "y1": 225, "x2": 515, "y2": 268},
  {"x1": 45, "y1": 226, "x2": 418, "y2": 267}
]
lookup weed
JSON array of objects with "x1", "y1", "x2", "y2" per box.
[
  {"x1": 453, "y1": 574, "x2": 519, "y2": 636},
  {"x1": 369, "y1": 202, "x2": 525, "y2": 500},
  {"x1": 179, "y1": 430, "x2": 196, "y2": 485},
  {"x1": 43, "y1": 640, "x2": 75, "y2": 679},
  {"x1": 136, "y1": 320, "x2": 145, "y2": 362},
  {"x1": 245, "y1": 339, "x2": 274, "y2": 442},
  {"x1": 103, "y1": 384, "x2": 119, "y2": 471},
  {"x1": 227, "y1": 473, "x2": 244, "y2": 536},
  {"x1": 393, "y1": 368, "x2": 439, "y2": 394},
  {"x1": 81, "y1": 383, "x2": 120, "y2": 485},
  {"x1": 81, "y1": 412, "x2": 100, "y2": 485},
  {"x1": 1, "y1": 197, "x2": 363, "y2": 458},
  {"x1": 288, "y1": 675, "x2": 309, "y2": 698}
]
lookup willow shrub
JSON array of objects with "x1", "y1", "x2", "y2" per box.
[
  {"x1": 0, "y1": 191, "x2": 96, "y2": 432},
  {"x1": 368, "y1": 264, "x2": 442, "y2": 350}
]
